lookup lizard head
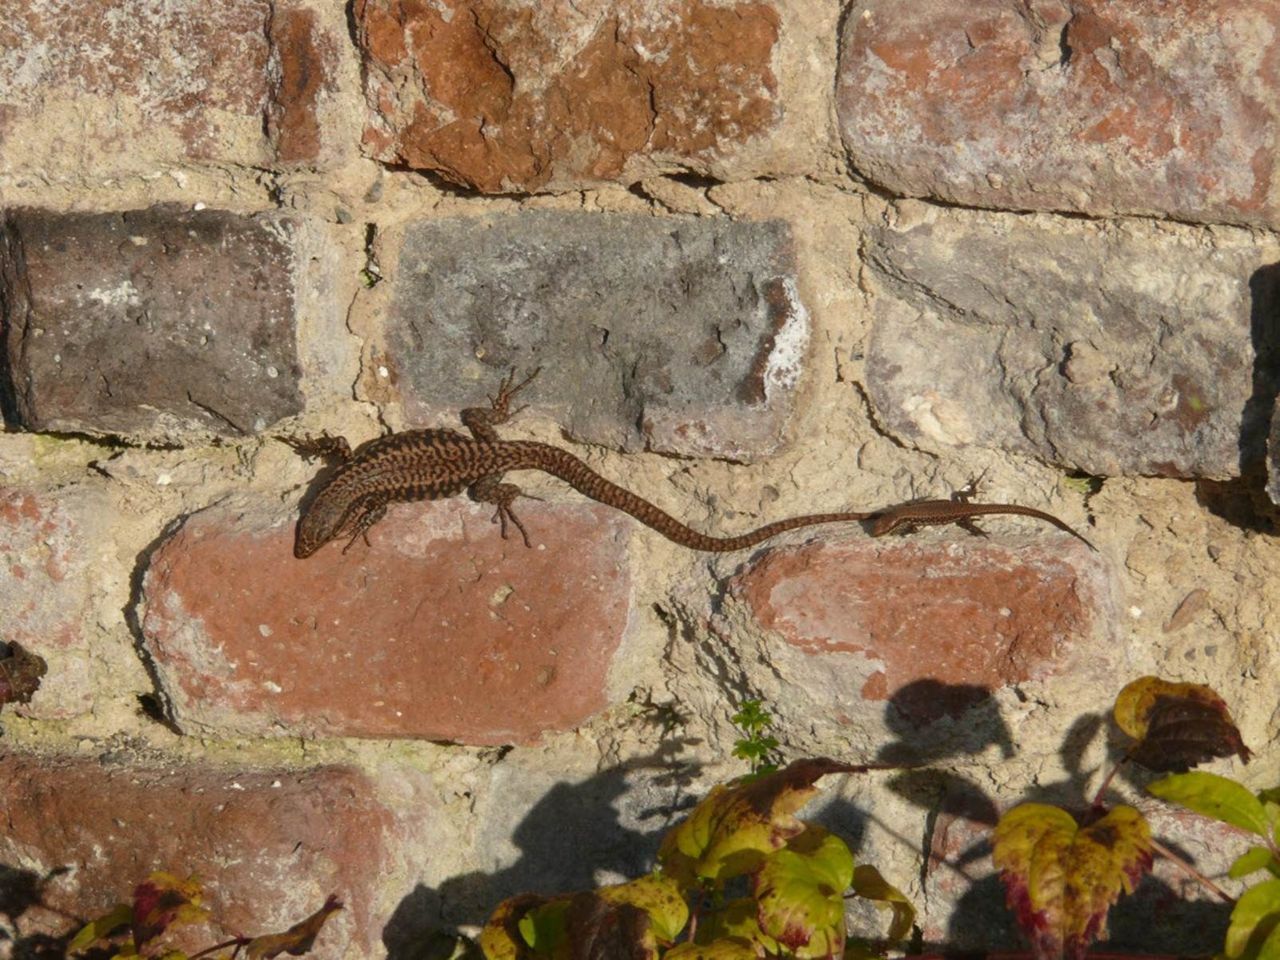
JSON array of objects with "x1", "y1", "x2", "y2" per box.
[{"x1": 294, "y1": 488, "x2": 349, "y2": 558}]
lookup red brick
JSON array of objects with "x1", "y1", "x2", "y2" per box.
[
  {"x1": 0, "y1": 751, "x2": 390, "y2": 958},
  {"x1": 266, "y1": 7, "x2": 341, "y2": 165},
  {"x1": 140, "y1": 498, "x2": 633, "y2": 744},
  {"x1": 356, "y1": 0, "x2": 781, "y2": 192},
  {"x1": 728, "y1": 538, "x2": 1098, "y2": 727},
  {"x1": 838, "y1": 0, "x2": 1280, "y2": 227},
  {"x1": 0, "y1": 488, "x2": 101, "y2": 719},
  {"x1": 0, "y1": 0, "x2": 339, "y2": 173}
]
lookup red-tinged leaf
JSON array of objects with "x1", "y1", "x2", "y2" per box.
[
  {"x1": 478, "y1": 893, "x2": 550, "y2": 960},
  {"x1": 560, "y1": 892, "x2": 654, "y2": 960},
  {"x1": 244, "y1": 895, "x2": 343, "y2": 960},
  {"x1": 658, "y1": 759, "x2": 861, "y2": 887},
  {"x1": 696, "y1": 898, "x2": 771, "y2": 951},
  {"x1": 993, "y1": 804, "x2": 1153, "y2": 960},
  {"x1": 663, "y1": 940, "x2": 759, "y2": 959},
  {"x1": 0, "y1": 641, "x2": 47, "y2": 708},
  {"x1": 131, "y1": 873, "x2": 208, "y2": 947},
  {"x1": 755, "y1": 827, "x2": 854, "y2": 958},
  {"x1": 1147, "y1": 771, "x2": 1271, "y2": 837},
  {"x1": 69, "y1": 903, "x2": 133, "y2": 952},
  {"x1": 1114, "y1": 676, "x2": 1250, "y2": 771},
  {"x1": 595, "y1": 874, "x2": 688, "y2": 945}
]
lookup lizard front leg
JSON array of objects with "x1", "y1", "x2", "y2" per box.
[
  {"x1": 460, "y1": 366, "x2": 541, "y2": 442},
  {"x1": 339, "y1": 498, "x2": 388, "y2": 553}
]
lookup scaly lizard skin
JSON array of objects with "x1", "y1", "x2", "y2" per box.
[
  {"x1": 870, "y1": 498, "x2": 1096, "y2": 550},
  {"x1": 288, "y1": 369, "x2": 877, "y2": 557}
]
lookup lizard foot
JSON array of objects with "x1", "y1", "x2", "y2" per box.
[
  {"x1": 489, "y1": 365, "x2": 542, "y2": 418},
  {"x1": 471, "y1": 479, "x2": 537, "y2": 548},
  {"x1": 283, "y1": 432, "x2": 353, "y2": 463}
]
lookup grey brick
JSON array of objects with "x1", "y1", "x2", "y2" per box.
[
  {"x1": 864, "y1": 212, "x2": 1280, "y2": 479},
  {"x1": 383, "y1": 212, "x2": 808, "y2": 460},
  {"x1": 0, "y1": 206, "x2": 303, "y2": 441}
]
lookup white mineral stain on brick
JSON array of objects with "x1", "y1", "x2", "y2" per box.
[
  {"x1": 762, "y1": 276, "x2": 810, "y2": 399},
  {"x1": 84, "y1": 280, "x2": 140, "y2": 308}
]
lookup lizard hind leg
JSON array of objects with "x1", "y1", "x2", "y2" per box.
[{"x1": 468, "y1": 476, "x2": 539, "y2": 548}]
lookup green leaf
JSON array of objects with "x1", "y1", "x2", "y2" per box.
[
  {"x1": 516, "y1": 899, "x2": 569, "y2": 957},
  {"x1": 1147, "y1": 771, "x2": 1271, "y2": 837},
  {"x1": 731, "y1": 700, "x2": 773, "y2": 734},
  {"x1": 850, "y1": 864, "x2": 915, "y2": 942},
  {"x1": 1231, "y1": 847, "x2": 1280, "y2": 880},
  {"x1": 1224, "y1": 878, "x2": 1280, "y2": 958},
  {"x1": 70, "y1": 904, "x2": 133, "y2": 952},
  {"x1": 756, "y1": 828, "x2": 855, "y2": 958}
]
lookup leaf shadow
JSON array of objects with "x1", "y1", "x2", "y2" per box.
[
  {"x1": 0, "y1": 865, "x2": 90, "y2": 960},
  {"x1": 381, "y1": 745, "x2": 704, "y2": 960}
]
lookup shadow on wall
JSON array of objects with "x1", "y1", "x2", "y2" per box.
[
  {"x1": 0, "y1": 865, "x2": 80, "y2": 960},
  {"x1": 382, "y1": 741, "x2": 704, "y2": 960},
  {"x1": 1198, "y1": 260, "x2": 1280, "y2": 532},
  {"x1": 872, "y1": 678, "x2": 1232, "y2": 954}
]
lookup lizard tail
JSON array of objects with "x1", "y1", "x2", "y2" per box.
[{"x1": 513, "y1": 442, "x2": 872, "y2": 551}]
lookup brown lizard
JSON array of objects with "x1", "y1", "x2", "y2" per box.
[
  {"x1": 287, "y1": 369, "x2": 877, "y2": 557},
  {"x1": 870, "y1": 491, "x2": 1096, "y2": 551}
]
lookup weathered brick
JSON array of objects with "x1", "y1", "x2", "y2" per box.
[
  {"x1": 0, "y1": 487, "x2": 102, "y2": 719},
  {"x1": 0, "y1": 0, "x2": 340, "y2": 175},
  {"x1": 356, "y1": 0, "x2": 781, "y2": 192},
  {"x1": 1270, "y1": 395, "x2": 1280, "y2": 506},
  {"x1": 266, "y1": 7, "x2": 342, "y2": 166},
  {"x1": 864, "y1": 209, "x2": 1280, "y2": 478},
  {"x1": 726, "y1": 537, "x2": 1102, "y2": 731},
  {"x1": 923, "y1": 796, "x2": 1238, "y2": 951},
  {"x1": 0, "y1": 751, "x2": 390, "y2": 958},
  {"x1": 379, "y1": 212, "x2": 808, "y2": 460},
  {"x1": 140, "y1": 497, "x2": 632, "y2": 745},
  {"x1": 838, "y1": 0, "x2": 1280, "y2": 227},
  {"x1": 0, "y1": 207, "x2": 303, "y2": 441}
]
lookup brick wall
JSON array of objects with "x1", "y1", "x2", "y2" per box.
[{"x1": 2, "y1": 1, "x2": 1278, "y2": 955}]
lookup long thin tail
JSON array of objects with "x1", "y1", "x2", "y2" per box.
[{"x1": 510, "y1": 442, "x2": 872, "y2": 551}]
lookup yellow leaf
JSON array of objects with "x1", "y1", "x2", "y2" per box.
[
  {"x1": 658, "y1": 759, "x2": 859, "y2": 886},
  {"x1": 70, "y1": 904, "x2": 133, "y2": 952},
  {"x1": 244, "y1": 896, "x2": 342, "y2": 960}
]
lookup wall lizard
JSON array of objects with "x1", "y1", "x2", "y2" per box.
[
  {"x1": 869, "y1": 495, "x2": 1096, "y2": 550},
  {"x1": 287, "y1": 370, "x2": 878, "y2": 557}
]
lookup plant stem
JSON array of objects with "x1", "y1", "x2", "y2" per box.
[
  {"x1": 189, "y1": 936, "x2": 248, "y2": 960},
  {"x1": 1149, "y1": 837, "x2": 1235, "y2": 904},
  {"x1": 1090, "y1": 756, "x2": 1128, "y2": 809}
]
